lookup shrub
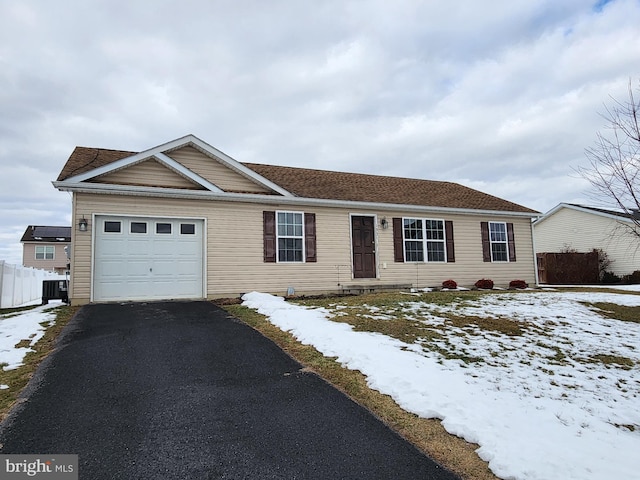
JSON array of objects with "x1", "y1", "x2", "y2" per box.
[
  {"x1": 601, "y1": 271, "x2": 621, "y2": 284},
  {"x1": 442, "y1": 279, "x2": 457, "y2": 289},
  {"x1": 622, "y1": 270, "x2": 640, "y2": 285},
  {"x1": 509, "y1": 280, "x2": 528, "y2": 289},
  {"x1": 592, "y1": 248, "x2": 612, "y2": 280},
  {"x1": 474, "y1": 278, "x2": 494, "y2": 289}
]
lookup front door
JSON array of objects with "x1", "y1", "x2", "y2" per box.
[{"x1": 351, "y1": 216, "x2": 376, "y2": 278}]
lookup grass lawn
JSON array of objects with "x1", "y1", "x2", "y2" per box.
[
  {"x1": 223, "y1": 288, "x2": 640, "y2": 480},
  {"x1": 224, "y1": 291, "x2": 503, "y2": 480}
]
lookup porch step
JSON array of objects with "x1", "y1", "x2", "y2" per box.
[{"x1": 341, "y1": 284, "x2": 412, "y2": 295}]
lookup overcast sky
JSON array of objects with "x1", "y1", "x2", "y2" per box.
[{"x1": 1, "y1": 0, "x2": 639, "y2": 265}]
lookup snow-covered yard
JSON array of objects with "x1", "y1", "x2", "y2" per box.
[
  {"x1": 242, "y1": 288, "x2": 640, "y2": 480},
  {"x1": 0, "y1": 302, "x2": 61, "y2": 387}
]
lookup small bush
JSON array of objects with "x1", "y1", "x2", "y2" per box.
[
  {"x1": 622, "y1": 270, "x2": 640, "y2": 285},
  {"x1": 601, "y1": 271, "x2": 621, "y2": 284},
  {"x1": 509, "y1": 280, "x2": 528, "y2": 289},
  {"x1": 442, "y1": 279, "x2": 457, "y2": 289},
  {"x1": 474, "y1": 278, "x2": 494, "y2": 289}
]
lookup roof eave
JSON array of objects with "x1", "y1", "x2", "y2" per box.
[
  {"x1": 534, "y1": 202, "x2": 633, "y2": 226},
  {"x1": 53, "y1": 181, "x2": 540, "y2": 218}
]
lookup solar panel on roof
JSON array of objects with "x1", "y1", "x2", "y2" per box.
[{"x1": 32, "y1": 226, "x2": 71, "y2": 239}]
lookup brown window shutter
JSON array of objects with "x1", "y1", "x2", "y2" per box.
[
  {"x1": 507, "y1": 222, "x2": 516, "y2": 262},
  {"x1": 393, "y1": 218, "x2": 404, "y2": 262},
  {"x1": 304, "y1": 213, "x2": 317, "y2": 262},
  {"x1": 445, "y1": 220, "x2": 455, "y2": 263},
  {"x1": 481, "y1": 222, "x2": 491, "y2": 262},
  {"x1": 263, "y1": 211, "x2": 276, "y2": 262}
]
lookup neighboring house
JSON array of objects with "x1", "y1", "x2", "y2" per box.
[
  {"x1": 53, "y1": 134, "x2": 539, "y2": 305},
  {"x1": 21, "y1": 225, "x2": 71, "y2": 274},
  {"x1": 534, "y1": 203, "x2": 640, "y2": 277}
]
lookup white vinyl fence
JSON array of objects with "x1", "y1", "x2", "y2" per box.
[{"x1": 0, "y1": 261, "x2": 64, "y2": 309}]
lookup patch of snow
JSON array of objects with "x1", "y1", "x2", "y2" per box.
[
  {"x1": 0, "y1": 303, "x2": 60, "y2": 371},
  {"x1": 242, "y1": 291, "x2": 640, "y2": 480}
]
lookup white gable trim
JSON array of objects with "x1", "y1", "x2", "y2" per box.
[
  {"x1": 61, "y1": 134, "x2": 293, "y2": 196},
  {"x1": 153, "y1": 152, "x2": 222, "y2": 192},
  {"x1": 177, "y1": 135, "x2": 293, "y2": 197},
  {"x1": 534, "y1": 203, "x2": 634, "y2": 226}
]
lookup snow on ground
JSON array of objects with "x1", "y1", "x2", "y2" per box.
[
  {"x1": 0, "y1": 302, "x2": 61, "y2": 375},
  {"x1": 242, "y1": 290, "x2": 640, "y2": 480}
]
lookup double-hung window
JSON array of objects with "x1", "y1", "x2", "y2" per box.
[
  {"x1": 277, "y1": 211, "x2": 304, "y2": 262},
  {"x1": 403, "y1": 218, "x2": 446, "y2": 262},
  {"x1": 403, "y1": 219, "x2": 424, "y2": 261},
  {"x1": 425, "y1": 219, "x2": 446, "y2": 262},
  {"x1": 489, "y1": 222, "x2": 508, "y2": 262},
  {"x1": 264, "y1": 211, "x2": 316, "y2": 263},
  {"x1": 35, "y1": 245, "x2": 54, "y2": 260}
]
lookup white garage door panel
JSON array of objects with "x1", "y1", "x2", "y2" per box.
[{"x1": 94, "y1": 216, "x2": 204, "y2": 301}]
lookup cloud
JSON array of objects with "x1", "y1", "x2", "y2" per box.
[{"x1": 1, "y1": 0, "x2": 639, "y2": 264}]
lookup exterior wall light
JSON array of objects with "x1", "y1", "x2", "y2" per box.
[
  {"x1": 380, "y1": 217, "x2": 389, "y2": 229},
  {"x1": 78, "y1": 217, "x2": 88, "y2": 232}
]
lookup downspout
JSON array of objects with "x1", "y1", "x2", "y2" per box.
[{"x1": 531, "y1": 216, "x2": 541, "y2": 287}]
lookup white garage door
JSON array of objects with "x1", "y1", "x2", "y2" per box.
[{"x1": 93, "y1": 216, "x2": 205, "y2": 302}]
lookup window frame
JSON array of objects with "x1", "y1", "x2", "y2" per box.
[
  {"x1": 35, "y1": 245, "x2": 55, "y2": 260},
  {"x1": 103, "y1": 221, "x2": 122, "y2": 234},
  {"x1": 489, "y1": 221, "x2": 509, "y2": 262},
  {"x1": 180, "y1": 223, "x2": 196, "y2": 235},
  {"x1": 130, "y1": 221, "x2": 148, "y2": 234},
  {"x1": 402, "y1": 217, "x2": 447, "y2": 263},
  {"x1": 276, "y1": 210, "x2": 305, "y2": 263},
  {"x1": 155, "y1": 222, "x2": 172, "y2": 235}
]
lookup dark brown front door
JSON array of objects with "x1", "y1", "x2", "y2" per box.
[{"x1": 351, "y1": 216, "x2": 376, "y2": 278}]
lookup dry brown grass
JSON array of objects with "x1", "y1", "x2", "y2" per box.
[
  {"x1": 223, "y1": 303, "x2": 499, "y2": 480},
  {"x1": 586, "y1": 302, "x2": 640, "y2": 324}
]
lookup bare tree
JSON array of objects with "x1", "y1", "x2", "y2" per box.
[{"x1": 578, "y1": 79, "x2": 640, "y2": 238}]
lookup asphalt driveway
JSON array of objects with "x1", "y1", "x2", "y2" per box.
[{"x1": 0, "y1": 301, "x2": 459, "y2": 479}]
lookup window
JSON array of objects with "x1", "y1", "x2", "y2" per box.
[
  {"x1": 489, "y1": 222, "x2": 508, "y2": 262},
  {"x1": 104, "y1": 221, "x2": 121, "y2": 233},
  {"x1": 180, "y1": 223, "x2": 195, "y2": 235},
  {"x1": 264, "y1": 211, "x2": 316, "y2": 263},
  {"x1": 403, "y1": 218, "x2": 446, "y2": 262},
  {"x1": 277, "y1": 211, "x2": 304, "y2": 262},
  {"x1": 403, "y1": 219, "x2": 424, "y2": 262},
  {"x1": 156, "y1": 223, "x2": 172, "y2": 234},
  {"x1": 425, "y1": 219, "x2": 446, "y2": 262},
  {"x1": 35, "y1": 245, "x2": 54, "y2": 260},
  {"x1": 130, "y1": 222, "x2": 147, "y2": 234}
]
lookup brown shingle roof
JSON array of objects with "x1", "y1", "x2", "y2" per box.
[
  {"x1": 57, "y1": 147, "x2": 538, "y2": 214},
  {"x1": 56, "y1": 146, "x2": 136, "y2": 181},
  {"x1": 244, "y1": 163, "x2": 537, "y2": 213}
]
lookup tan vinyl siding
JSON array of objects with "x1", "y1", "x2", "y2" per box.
[
  {"x1": 22, "y1": 243, "x2": 69, "y2": 273},
  {"x1": 534, "y1": 207, "x2": 640, "y2": 276},
  {"x1": 91, "y1": 159, "x2": 203, "y2": 189},
  {"x1": 70, "y1": 192, "x2": 537, "y2": 303},
  {"x1": 373, "y1": 212, "x2": 535, "y2": 289},
  {"x1": 169, "y1": 146, "x2": 273, "y2": 193}
]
